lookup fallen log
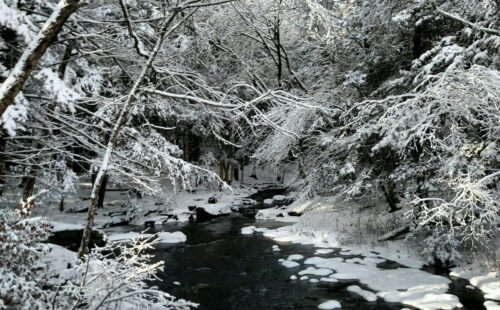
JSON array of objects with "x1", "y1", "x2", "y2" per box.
[{"x1": 377, "y1": 225, "x2": 410, "y2": 242}]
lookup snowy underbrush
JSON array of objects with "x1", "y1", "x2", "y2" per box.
[
  {"x1": 290, "y1": 197, "x2": 408, "y2": 248},
  {"x1": 0, "y1": 210, "x2": 195, "y2": 310},
  {"x1": 287, "y1": 196, "x2": 500, "y2": 270}
]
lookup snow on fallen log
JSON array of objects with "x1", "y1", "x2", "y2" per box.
[{"x1": 377, "y1": 226, "x2": 410, "y2": 242}]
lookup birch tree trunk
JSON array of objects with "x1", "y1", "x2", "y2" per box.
[
  {"x1": 0, "y1": 0, "x2": 84, "y2": 117},
  {"x1": 78, "y1": 11, "x2": 180, "y2": 258}
]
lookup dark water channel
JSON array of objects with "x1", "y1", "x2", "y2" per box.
[
  {"x1": 106, "y1": 187, "x2": 486, "y2": 310},
  {"x1": 148, "y1": 216, "x2": 405, "y2": 310},
  {"x1": 139, "y1": 216, "x2": 486, "y2": 310}
]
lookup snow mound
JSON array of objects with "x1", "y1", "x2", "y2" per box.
[
  {"x1": 281, "y1": 260, "x2": 300, "y2": 268},
  {"x1": 347, "y1": 285, "x2": 377, "y2": 302},
  {"x1": 156, "y1": 231, "x2": 186, "y2": 243},
  {"x1": 288, "y1": 254, "x2": 304, "y2": 261},
  {"x1": 318, "y1": 300, "x2": 341, "y2": 309},
  {"x1": 241, "y1": 226, "x2": 256, "y2": 235},
  {"x1": 51, "y1": 222, "x2": 85, "y2": 232},
  {"x1": 108, "y1": 232, "x2": 153, "y2": 242},
  {"x1": 199, "y1": 204, "x2": 232, "y2": 215},
  {"x1": 298, "y1": 266, "x2": 333, "y2": 276},
  {"x1": 484, "y1": 301, "x2": 500, "y2": 310}
]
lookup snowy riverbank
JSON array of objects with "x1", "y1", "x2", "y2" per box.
[{"x1": 245, "y1": 196, "x2": 500, "y2": 310}]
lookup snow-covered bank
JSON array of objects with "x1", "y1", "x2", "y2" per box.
[{"x1": 245, "y1": 197, "x2": 500, "y2": 310}]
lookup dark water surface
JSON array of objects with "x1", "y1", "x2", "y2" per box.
[
  {"x1": 104, "y1": 186, "x2": 486, "y2": 309},
  {"x1": 147, "y1": 216, "x2": 407, "y2": 310}
]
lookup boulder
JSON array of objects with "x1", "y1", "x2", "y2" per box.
[
  {"x1": 48, "y1": 228, "x2": 106, "y2": 252},
  {"x1": 194, "y1": 204, "x2": 231, "y2": 222}
]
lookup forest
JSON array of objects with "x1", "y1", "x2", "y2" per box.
[{"x1": 0, "y1": 0, "x2": 499, "y2": 309}]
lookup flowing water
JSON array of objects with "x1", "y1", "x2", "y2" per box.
[
  {"x1": 106, "y1": 188, "x2": 486, "y2": 310},
  {"x1": 130, "y1": 215, "x2": 484, "y2": 310}
]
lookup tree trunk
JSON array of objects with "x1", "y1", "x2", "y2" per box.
[
  {"x1": 0, "y1": 0, "x2": 85, "y2": 117},
  {"x1": 219, "y1": 159, "x2": 225, "y2": 180},
  {"x1": 97, "y1": 174, "x2": 108, "y2": 208},
  {"x1": 239, "y1": 163, "x2": 244, "y2": 187},
  {"x1": 0, "y1": 134, "x2": 6, "y2": 196},
  {"x1": 58, "y1": 44, "x2": 73, "y2": 79},
  {"x1": 79, "y1": 10, "x2": 181, "y2": 258},
  {"x1": 383, "y1": 182, "x2": 400, "y2": 212},
  {"x1": 22, "y1": 176, "x2": 36, "y2": 201},
  {"x1": 59, "y1": 196, "x2": 64, "y2": 212}
]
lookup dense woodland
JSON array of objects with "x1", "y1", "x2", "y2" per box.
[{"x1": 0, "y1": 0, "x2": 499, "y2": 309}]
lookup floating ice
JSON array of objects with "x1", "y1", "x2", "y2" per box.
[{"x1": 318, "y1": 300, "x2": 341, "y2": 309}]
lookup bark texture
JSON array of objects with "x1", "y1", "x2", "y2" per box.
[{"x1": 0, "y1": 0, "x2": 84, "y2": 117}]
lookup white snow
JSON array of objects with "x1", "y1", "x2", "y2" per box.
[
  {"x1": 263, "y1": 198, "x2": 274, "y2": 205},
  {"x1": 241, "y1": 225, "x2": 256, "y2": 235},
  {"x1": 259, "y1": 226, "x2": 463, "y2": 310},
  {"x1": 272, "y1": 195, "x2": 288, "y2": 202},
  {"x1": 317, "y1": 300, "x2": 341, "y2": 309},
  {"x1": 198, "y1": 203, "x2": 232, "y2": 215},
  {"x1": 281, "y1": 260, "x2": 300, "y2": 268},
  {"x1": 309, "y1": 278, "x2": 319, "y2": 283},
  {"x1": 107, "y1": 232, "x2": 153, "y2": 242},
  {"x1": 319, "y1": 277, "x2": 338, "y2": 283},
  {"x1": 298, "y1": 266, "x2": 333, "y2": 276},
  {"x1": 272, "y1": 245, "x2": 281, "y2": 252},
  {"x1": 450, "y1": 268, "x2": 500, "y2": 301},
  {"x1": 378, "y1": 284, "x2": 462, "y2": 310},
  {"x1": 173, "y1": 281, "x2": 181, "y2": 286},
  {"x1": 485, "y1": 301, "x2": 500, "y2": 310},
  {"x1": 300, "y1": 275, "x2": 309, "y2": 280},
  {"x1": 315, "y1": 249, "x2": 335, "y2": 254},
  {"x1": 51, "y1": 222, "x2": 85, "y2": 232},
  {"x1": 347, "y1": 285, "x2": 377, "y2": 302},
  {"x1": 287, "y1": 254, "x2": 304, "y2": 261},
  {"x1": 290, "y1": 275, "x2": 297, "y2": 280},
  {"x1": 156, "y1": 231, "x2": 186, "y2": 243}
]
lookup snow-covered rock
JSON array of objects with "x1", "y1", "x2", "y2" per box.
[
  {"x1": 318, "y1": 300, "x2": 341, "y2": 309},
  {"x1": 107, "y1": 232, "x2": 153, "y2": 242},
  {"x1": 157, "y1": 231, "x2": 186, "y2": 243},
  {"x1": 347, "y1": 285, "x2": 377, "y2": 302}
]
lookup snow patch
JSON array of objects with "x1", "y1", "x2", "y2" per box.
[
  {"x1": 347, "y1": 285, "x2": 377, "y2": 302},
  {"x1": 156, "y1": 231, "x2": 186, "y2": 243},
  {"x1": 318, "y1": 300, "x2": 341, "y2": 309},
  {"x1": 281, "y1": 260, "x2": 300, "y2": 268}
]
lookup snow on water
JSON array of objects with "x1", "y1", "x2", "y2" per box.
[
  {"x1": 241, "y1": 225, "x2": 269, "y2": 235},
  {"x1": 317, "y1": 300, "x2": 341, "y2": 309},
  {"x1": 315, "y1": 248, "x2": 335, "y2": 254},
  {"x1": 108, "y1": 231, "x2": 186, "y2": 243},
  {"x1": 51, "y1": 221, "x2": 85, "y2": 232},
  {"x1": 484, "y1": 301, "x2": 500, "y2": 310},
  {"x1": 281, "y1": 260, "x2": 300, "y2": 268},
  {"x1": 320, "y1": 277, "x2": 338, "y2": 283},
  {"x1": 241, "y1": 225, "x2": 257, "y2": 235},
  {"x1": 108, "y1": 232, "x2": 154, "y2": 242},
  {"x1": 256, "y1": 207, "x2": 300, "y2": 223},
  {"x1": 450, "y1": 267, "x2": 500, "y2": 301},
  {"x1": 378, "y1": 284, "x2": 462, "y2": 310},
  {"x1": 346, "y1": 285, "x2": 377, "y2": 302},
  {"x1": 298, "y1": 266, "x2": 333, "y2": 276},
  {"x1": 245, "y1": 225, "x2": 464, "y2": 310},
  {"x1": 287, "y1": 254, "x2": 304, "y2": 261},
  {"x1": 198, "y1": 203, "x2": 232, "y2": 215},
  {"x1": 156, "y1": 231, "x2": 186, "y2": 243}
]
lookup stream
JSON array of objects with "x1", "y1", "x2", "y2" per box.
[{"x1": 104, "y1": 188, "x2": 487, "y2": 310}]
